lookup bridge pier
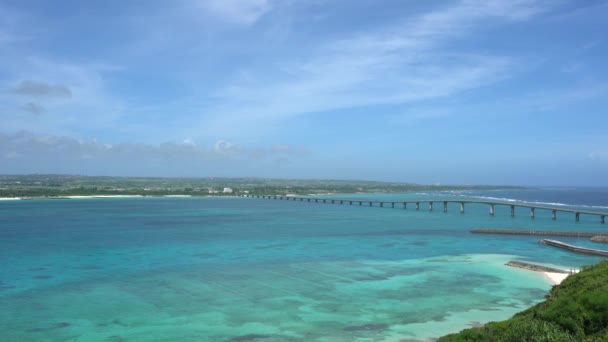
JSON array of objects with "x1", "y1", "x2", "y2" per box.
[
  {"x1": 349, "y1": 201, "x2": 353, "y2": 205},
  {"x1": 443, "y1": 201, "x2": 448, "y2": 212},
  {"x1": 489, "y1": 204, "x2": 494, "y2": 216},
  {"x1": 530, "y1": 207, "x2": 535, "y2": 219},
  {"x1": 602, "y1": 216, "x2": 605, "y2": 224},
  {"x1": 460, "y1": 202, "x2": 465, "y2": 213},
  {"x1": 323, "y1": 199, "x2": 327, "y2": 203},
  {"x1": 380, "y1": 202, "x2": 384, "y2": 207},
  {"x1": 359, "y1": 201, "x2": 362, "y2": 206},
  {"x1": 429, "y1": 202, "x2": 433, "y2": 211},
  {"x1": 403, "y1": 202, "x2": 407, "y2": 209},
  {"x1": 576, "y1": 212, "x2": 580, "y2": 222},
  {"x1": 552, "y1": 210, "x2": 556, "y2": 220},
  {"x1": 331, "y1": 199, "x2": 335, "y2": 204},
  {"x1": 340, "y1": 200, "x2": 343, "y2": 204},
  {"x1": 391, "y1": 202, "x2": 395, "y2": 208},
  {"x1": 416, "y1": 202, "x2": 420, "y2": 210},
  {"x1": 510, "y1": 205, "x2": 515, "y2": 217},
  {"x1": 369, "y1": 202, "x2": 373, "y2": 207},
  {"x1": 315, "y1": 199, "x2": 318, "y2": 203},
  {"x1": 307, "y1": 198, "x2": 311, "y2": 202}
]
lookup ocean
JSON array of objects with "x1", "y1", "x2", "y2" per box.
[{"x1": 1, "y1": 188, "x2": 607, "y2": 341}]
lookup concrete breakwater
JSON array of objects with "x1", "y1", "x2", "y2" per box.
[
  {"x1": 539, "y1": 239, "x2": 608, "y2": 257},
  {"x1": 470, "y1": 229, "x2": 608, "y2": 238},
  {"x1": 505, "y1": 260, "x2": 570, "y2": 274}
]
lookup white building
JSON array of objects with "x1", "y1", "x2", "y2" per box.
[{"x1": 222, "y1": 187, "x2": 233, "y2": 194}]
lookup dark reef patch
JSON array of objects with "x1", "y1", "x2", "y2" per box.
[
  {"x1": 229, "y1": 334, "x2": 272, "y2": 341},
  {"x1": 255, "y1": 243, "x2": 289, "y2": 250},
  {"x1": 32, "y1": 275, "x2": 53, "y2": 280},
  {"x1": 80, "y1": 265, "x2": 103, "y2": 270},
  {"x1": 343, "y1": 323, "x2": 388, "y2": 331},
  {"x1": 192, "y1": 253, "x2": 216, "y2": 258},
  {"x1": 409, "y1": 241, "x2": 427, "y2": 246},
  {"x1": 29, "y1": 267, "x2": 47, "y2": 271},
  {"x1": 355, "y1": 274, "x2": 390, "y2": 281}
]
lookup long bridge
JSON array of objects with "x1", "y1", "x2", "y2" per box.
[{"x1": 240, "y1": 194, "x2": 607, "y2": 224}]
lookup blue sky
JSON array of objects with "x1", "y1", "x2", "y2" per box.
[{"x1": 1, "y1": 0, "x2": 607, "y2": 185}]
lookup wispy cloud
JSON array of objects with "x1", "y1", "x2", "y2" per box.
[
  {"x1": 21, "y1": 102, "x2": 45, "y2": 115},
  {"x1": 194, "y1": 0, "x2": 551, "y2": 136},
  {"x1": 13, "y1": 80, "x2": 72, "y2": 98},
  {"x1": 197, "y1": 0, "x2": 273, "y2": 25}
]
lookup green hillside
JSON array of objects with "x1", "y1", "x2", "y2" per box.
[{"x1": 439, "y1": 261, "x2": 608, "y2": 341}]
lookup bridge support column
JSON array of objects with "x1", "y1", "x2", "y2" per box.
[
  {"x1": 552, "y1": 210, "x2": 556, "y2": 220},
  {"x1": 489, "y1": 204, "x2": 494, "y2": 216},
  {"x1": 429, "y1": 202, "x2": 433, "y2": 211},
  {"x1": 460, "y1": 202, "x2": 465, "y2": 213},
  {"x1": 331, "y1": 199, "x2": 334, "y2": 204},
  {"x1": 323, "y1": 199, "x2": 326, "y2": 203},
  {"x1": 307, "y1": 198, "x2": 311, "y2": 202},
  {"x1": 601, "y1": 216, "x2": 605, "y2": 224},
  {"x1": 380, "y1": 202, "x2": 384, "y2": 207},
  {"x1": 416, "y1": 202, "x2": 420, "y2": 210},
  {"x1": 315, "y1": 199, "x2": 318, "y2": 203},
  {"x1": 530, "y1": 207, "x2": 535, "y2": 219},
  {"x1": 510, "y1": 205, "x2": 515, "y2": 217},
  {"x1": 391, "y1": 202, "x2": 395, "y2": 208},
  {"x1": 369, "y1": 202, "x2": 373, "y2": 207},
  {"x1": 340, "y1": 200, "x2": 343, "y2": 204},
  {"x1": 443, "y1": 201, "x2": 448, "y2": 212},
  {"x1": 349, "y1": 201, "x2": 353, "y2": 205},
  {"x1": 403, "y1": 202, "x2": 407, "y2": 209},
  {"x1": 576, "y1": 212, "x2": 580, "y2": 222}
]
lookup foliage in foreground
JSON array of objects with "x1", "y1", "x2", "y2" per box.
[{"x1": 438, "y1": 261, "x2": 608, "y2": 341}]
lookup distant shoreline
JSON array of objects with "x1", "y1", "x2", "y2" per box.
[{"x1": 0, "y1": 194, "x2": 234, "y2": 200}]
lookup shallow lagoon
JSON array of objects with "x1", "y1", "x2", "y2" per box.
[{"x1": 0, "y1": 194, "x2": 605, "y2": 341}]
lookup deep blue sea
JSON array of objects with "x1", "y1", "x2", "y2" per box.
[{"x1": 1, "y1": 188, "x2": 607, "y2": 341}]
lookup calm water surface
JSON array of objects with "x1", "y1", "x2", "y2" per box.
[{"x1": 1, "y1": 189, "x2": 606, "y2": 341}]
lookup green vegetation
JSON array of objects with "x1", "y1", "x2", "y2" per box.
[
  {"x1": 0, "y1": 174, "x2": 524, "y2": 198},
  {"x1": 439, "y1": 261, "x2": 608, "y2": 341}
]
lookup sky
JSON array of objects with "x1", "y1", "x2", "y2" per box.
[{"x1": 1, "y1": 0, "x2": 607, "y2": 186}]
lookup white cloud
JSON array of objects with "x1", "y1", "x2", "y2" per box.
[
  {"x1": 198, "y1": 0, "x2": 273, "y2": 25},
  {"x1": 0, "y1": 131, "x2": 307, "y2": 163}
]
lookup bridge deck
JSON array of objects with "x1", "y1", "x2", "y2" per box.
[{"x1": 241, "y1": 194, "x2": 608, "y2": 223}]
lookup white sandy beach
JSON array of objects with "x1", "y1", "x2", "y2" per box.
[
  {"x1": 62, "y1": 195, "x2": 144, "y2": 199},
  {"x1": 542, "y1": 269, "x2": 578, "y2": 285},
  {"x1": 0, "y1": 197, "x2": 22, "y2": 200}
]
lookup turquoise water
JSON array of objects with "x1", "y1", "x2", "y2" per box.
[{"x1": 1, "y1": 192, "x2": 606, "y2": 341}]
